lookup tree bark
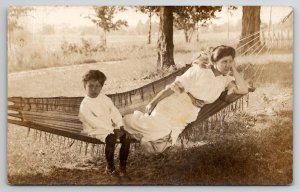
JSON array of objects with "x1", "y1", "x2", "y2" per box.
[
  {"x1": 188, "y1": 29, "x2": 194, "y2": 43},
  {"x1": 184, "y1": 30, "x2": 189, "y2": 43},
  {"x1": 103, "y1": 30, "x2": 107, "y2": 48},
  {"x1": 157, "y1": 6, "x2": 175, "y2": 69},
  {"x1": 238, "y1": 6, "x2": 261, "y2": 55},
  {"x1": 148, "y1": 11, "x2": 152, "y2": 44},
  {"x1": 196, "y1": 22, "x2": 199, "y2": 42}
]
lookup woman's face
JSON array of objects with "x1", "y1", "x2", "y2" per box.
[
  {"x1": 86, "y1": 79, "x2": 102, "y2": 98},
  {"x1": 214, "y1": 55, "x2": 233, "y2": 75}
]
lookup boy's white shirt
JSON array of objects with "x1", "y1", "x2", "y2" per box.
[{"x1": 79, "y1": 93, "x2": 123, "y2": 142}]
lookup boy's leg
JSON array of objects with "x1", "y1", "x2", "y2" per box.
[
  {"x1": 105, "y1": 133, "x2": 117, "y2": 172},
  {"x1": 119, "y1": 134, "x2": 131, "y2": 173}
]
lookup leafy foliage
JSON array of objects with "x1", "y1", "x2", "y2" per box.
[
  {"x1": 173, "y1": 6, "x2": 222, "y2": 43},
  {"x1": 136, "y1": 6, "x2": 222, "y2": 44},
  {"x1": 88, "y1": 6, "x2": 128, "y2": 33},
  {"x1": 60, "y1": 38, "x2": 105, "y2": 55},
  {"x1": 87, "y1": 6, "x2": 128, "y2": 47},
  {"x1": 136, "y1": 6, "x2": 160, "y2": 17},
  {"x1": 228, "y1": 5, "x2": 238, "y2": 16}
]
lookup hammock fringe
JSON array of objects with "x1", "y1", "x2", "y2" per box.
[{"x1": 178, "y1": 95, "x2": 247, "y2": 143}]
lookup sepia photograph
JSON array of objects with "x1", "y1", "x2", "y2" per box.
[{"x1": 7, "y1": 5, "x2": 293, "y2": 185}]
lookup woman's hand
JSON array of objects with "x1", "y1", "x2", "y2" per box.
[
  {"x1": 145, "y1": 86, "x2": 174, "y2": 115},
  {"x1": 145, "y1": 101, "x2": 157, "y2": 115},
  {"x1": 187, "y1": 92, "x2": 205, "y2": 108},
  {"x1": 229, "y1": 60, "x2": 249, "y2": 94}
]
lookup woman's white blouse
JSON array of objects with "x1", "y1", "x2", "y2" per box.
[{"x1": 170, "y1": 64, "x2": 235, "y2": 104}]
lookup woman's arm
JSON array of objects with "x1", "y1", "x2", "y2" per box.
[
  {"x1": 146, "y1": 87, "x2": 174, "y2": 114},
  {"x1": 230, "y1": 62, "x2": 249, "y2": 94}
]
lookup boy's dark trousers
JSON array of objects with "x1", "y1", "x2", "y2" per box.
[{"x1": 105, "y1": 133, "x2": 131, "y2": 171}]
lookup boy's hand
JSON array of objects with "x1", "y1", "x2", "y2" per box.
[{"x1": 113, "y1": 128, "x2": 124, "y2": 139}]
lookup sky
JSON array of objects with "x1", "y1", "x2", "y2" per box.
[{"x1": 21, "y1": 6, "x2": 293, "y2": 31}]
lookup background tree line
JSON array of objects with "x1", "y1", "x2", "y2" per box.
[
  {"x1": 9, "y1": 6, "x2": 262, "y2": 69},
  {"x1": 86, "y1": 6, "x2": 261, "y2": 68}
]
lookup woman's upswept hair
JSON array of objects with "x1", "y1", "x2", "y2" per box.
[
  {"x1": 192, "y1": 45, "x2": 236, "y2": 68},
  {"x1": 191, "y1": 48, "x2": 212, "y2": 68},
  {"x1": 82, "y1": 70, "x2": 107, "y2": 88},
  {"x1": 210, "y1": 45, "x2": 236, "y2": 63}
]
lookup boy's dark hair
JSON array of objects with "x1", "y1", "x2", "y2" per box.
[
  {"x1": 82, "y1": 70, "x2": 107, "y2": 88},
  {"x1": 211, "y1": 45, "x2": 236, "y2": 63}
]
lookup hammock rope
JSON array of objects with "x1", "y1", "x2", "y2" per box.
[
  {"x1": 236, "y1": 32, "x2": 261, "y2": 51},
  {"x1": 238, "y1": 30, "x2": 261, "y2": 45},
  {"x1": 240, "y1": 39, "x2": 262, "y2": 56},
  {"x1": 255, "y1": 42, "x2": 267, "y2": 56},
  {"x1": 246, "y1": 30, "x2": 275, "y2": 85},
  {"x1": 253, "y1": 39, "x2": 275, "y2": 83},
  {"x1": 248, "y1": 42, "x2": 264, "y2": 56}
]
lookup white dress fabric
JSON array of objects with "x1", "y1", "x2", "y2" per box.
[
  {"x1": 123, "y1": 64, "x2": 235, "y2": 153},
  {"x1": 79, "y1": 93, "x2": 124, "y2": 142}
]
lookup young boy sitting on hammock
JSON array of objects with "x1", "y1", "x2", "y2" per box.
[{"x1": 79, "y1": 70, "x2": 131, "y2": 177}]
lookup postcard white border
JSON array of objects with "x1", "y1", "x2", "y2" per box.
[{"x1": 1, "y1": 0, "x2": 298, "y2": 191}]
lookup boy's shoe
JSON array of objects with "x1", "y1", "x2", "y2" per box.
[
  {"x1": 104, "y1": 167, "x2": 119, "y2": 177},
  {"x1": 119, "y1": 167, "x2": 131, "y2": 181},
  {"x1": 119, "y1": 168, "x2": 127, "y2": 177}
]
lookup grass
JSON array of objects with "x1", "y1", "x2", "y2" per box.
[
  {"x1": 9, "y1": 30, "x2": 292, "y2": 75},
  {"x1": 6, "y1": 31, "x2": 258, "y2": 73},
  {"x1": 9, "y1": 42, "x2": 158, "y2": 73},
  {"x1": 7, "y1": 110, "x2": 292, "y2": 185}
]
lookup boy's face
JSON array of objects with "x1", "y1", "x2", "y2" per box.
[{"x1": 86, "y1": 79, "x2": 102, "y2": 98}]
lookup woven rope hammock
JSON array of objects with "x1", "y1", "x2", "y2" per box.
[{"x1": 8, "y1": 63, "x2": 254, "y2": 147}]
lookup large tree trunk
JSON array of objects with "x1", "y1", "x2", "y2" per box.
[
  {"x1": 157, "y1": 6, "x2": 175, "y2": 69},
  {"x1": 238, "y1": 6, "x2": 261, "y2": 55}
]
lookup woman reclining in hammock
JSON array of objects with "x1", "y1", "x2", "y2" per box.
[{"x1": 123, "y1": 45, "x2": 249, "y2": 154}]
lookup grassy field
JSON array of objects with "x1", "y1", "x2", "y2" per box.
[
  {"x1": 7, "y1": 30, "x2": 293, "y2": 185},
  {"x1": 8, "y1": 31, "x2": 243, "y2": 72}
]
